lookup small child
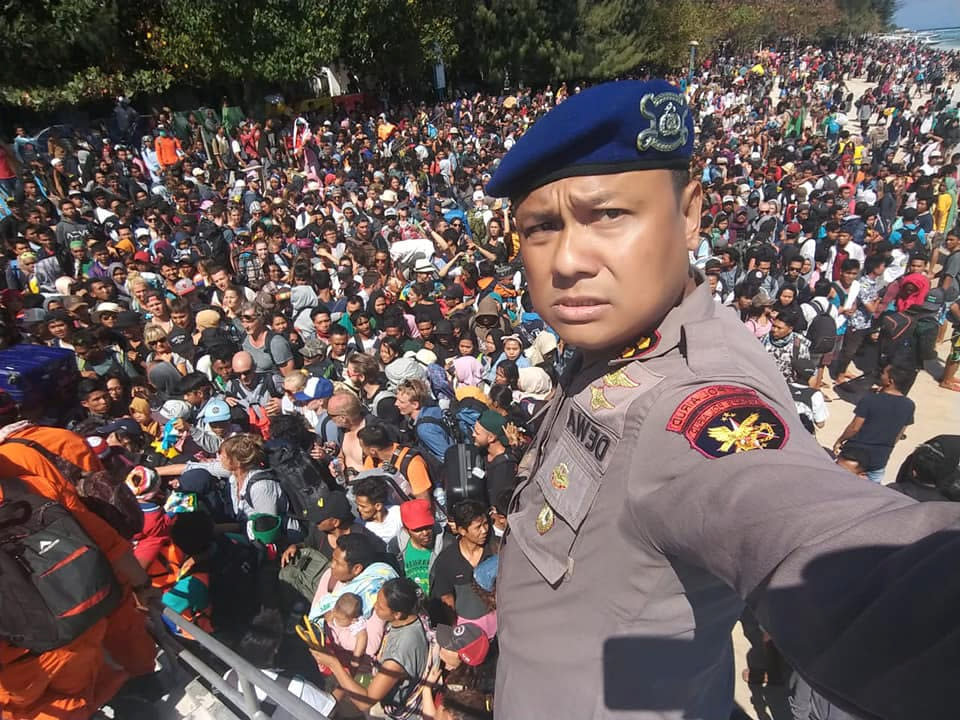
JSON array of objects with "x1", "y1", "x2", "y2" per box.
[{"x1": 324, "y1": 592, "x2": 369, "y2": 667}]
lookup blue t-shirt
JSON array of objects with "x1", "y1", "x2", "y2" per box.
[{"x1": 846, "y1": 392, "x2": 915, "y2": 470}]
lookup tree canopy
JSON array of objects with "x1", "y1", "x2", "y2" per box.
[{"x1": 1, "y1": 0, "x2": 900, "y2": 110}]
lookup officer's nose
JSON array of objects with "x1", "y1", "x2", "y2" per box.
[{"x1": 552, "y1": 222, "x2": 600, "y2": 283}]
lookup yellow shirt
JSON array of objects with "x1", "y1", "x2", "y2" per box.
[{"x1": 935, "y1": 192, "x2": 953, "y2": 233}]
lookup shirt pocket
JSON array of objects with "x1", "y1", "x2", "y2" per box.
[{"x1": 506, "y1": 439, "x2": 601, "y2": 586}]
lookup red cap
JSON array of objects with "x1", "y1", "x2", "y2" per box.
[
  {"x1": 436, "y1": 623, "x2": 490, "y2": 666},
  {"x1": 134, "y1": 250, "x2": 151, "y2": 263},
  {"x1": 399, "y1": 499, "x2": 434, "y2": 530}
]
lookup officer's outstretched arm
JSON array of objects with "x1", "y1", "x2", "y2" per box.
[{"x1": 636, "y1": 453, "x2": 960, "y2": 720}]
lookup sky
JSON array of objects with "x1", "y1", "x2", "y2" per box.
[{"x1": 893, "y1": 0, "x2": 960, "y2": 30}]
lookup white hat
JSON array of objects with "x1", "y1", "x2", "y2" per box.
[
  {"x1": 94, "y1": 302, "x2": 124, "y2": 315},
  {"x1": 414, "y1": 348, "x2": 438, "y2": 366},
  {"x1": 381, "y1": 189, "x2": 398, "y2": 204},
  {"x1": 191, "y1": 167, "x2": 205, "y2": 177},
  {"x1": 413, "y1": 259, "x2": 436, "y2": 275}
]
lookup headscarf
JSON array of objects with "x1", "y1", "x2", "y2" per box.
[
  {"x1": 896, "y1": 272, "x2": 930, "y2": 312},
  {"x1": 105, "y1": 262, "x2": 131, "y2": 300},
  {"x1": 483, "y1": 328, "x2": 504, "y2": 360},
  {"x1": 517, "y1": 366, "x2": 553, "y2": 401},
  {"x1": 129, "y1": 397, "x2": 161, "y2": 439},
  {"x1": 524, "y1": 331, "x2": 558, "y2": 366},
  {"x1": 453, "y1": 355, "x2": 484, "y2": 387},
  {"x1": 148, "y1": 362, "x2": 183, "y2": 401}
]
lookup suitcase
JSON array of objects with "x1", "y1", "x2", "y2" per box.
[{"x1": 0, "y1": 344, "x2": 79, "y2": 416}]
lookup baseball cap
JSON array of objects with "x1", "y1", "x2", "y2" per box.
[
  {"x1": 174, "y1": 278, "x2": 196, "y2": 296},
  {"x1": 94, "y1": 301, "x2": 123, "y2": 315},
  {"x1": 133, "y1": 250, "x2": 152, "y2": 263},
  {"x1": 722, "y1": 195, "x2": 736, "y2": 204},
  {"x1": 199, "y1": 398, "x2": 232, "y2": 423},
  {"x1": 295, "y1": 376, "x2": 334, "y2": 402},
  {"x1": 96, "y1": 418, "x2": 143, "y2": 438},
  {"x1": 399, "y1": 499, "x2": 434, "y2": 530},
  {"x1": 303, "y1": 491, "x2": 353, "y2": 526},
  {"x1": 384, "y1": 207, "x2": 398, "y2": 218},
  {"x1": 919, "y1": 288, "x2": 945, "y2": 312},
  {"x1": 477, "y1": 410, "x2": 508, "y2": 445},
  {"x1": 300, "y1": 338, "x2": 327, "y2": 359},
  {"x1": 474, "y1": 555, "x2": 499, "y2": 593},
  {"x1": 435, "y1": 623, "x2": 490, "y2": 666}
]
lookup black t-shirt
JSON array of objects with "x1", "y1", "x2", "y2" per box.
[
  {"x1": 485, "y1": 452, "x2": 518, "y2": 509},
  {"x1": 845, "y1": 392, "x2": 915, "y2": 470},
  {"x1": 430, "y1": 540, "x2": 494, "y2": 620}
]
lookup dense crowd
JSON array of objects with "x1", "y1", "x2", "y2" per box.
[{"x1": 0, "y1": 33, "x2": 958, "y2": 720}]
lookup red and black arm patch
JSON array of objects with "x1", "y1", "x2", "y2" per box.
[{"x1": 666, "y1": 385, "x2": 789, "y2": 459}]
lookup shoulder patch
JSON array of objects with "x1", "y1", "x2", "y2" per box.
[{"x1": 666, "y1": 385, "x2": 788, "y2": 459}]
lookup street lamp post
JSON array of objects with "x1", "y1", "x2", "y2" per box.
[{"x1": 688, "y1": 40, "x2": 700, "y2": 87}]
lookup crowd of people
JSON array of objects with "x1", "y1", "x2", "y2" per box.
[{"x1": 0, "y1": 31, "x2": 958, "y2": 720}]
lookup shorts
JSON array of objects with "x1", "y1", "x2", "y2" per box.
[{"x1": 949, "y1": 330, "x2": 960, "y2": 365}]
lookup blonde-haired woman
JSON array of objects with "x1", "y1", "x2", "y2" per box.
[
  {"x1": 143, "y1": 323, "x2": 193, "y2": 376},
  {"x1": 218, "y1": 433, "x2": 295, "y2": 541}
]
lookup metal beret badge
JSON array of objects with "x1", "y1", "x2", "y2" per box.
[{"x1": 637, "y1": 92, "x2": 689, "y2": 153}]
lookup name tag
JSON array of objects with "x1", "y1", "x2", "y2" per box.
[{"x1": 564, "y1": 405, "x2": 616, "y2": 463}]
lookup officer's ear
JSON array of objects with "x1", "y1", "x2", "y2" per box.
[{"x1": 680, "y1": 178, "x2": 703, "y2": 253}]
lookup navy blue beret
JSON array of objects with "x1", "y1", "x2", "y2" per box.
[{"x1": 486, "y1": 79, "x2": 694, "y2": 199}]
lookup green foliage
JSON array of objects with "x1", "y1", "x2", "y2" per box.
[{"x1": 0, "y1": 0, "x2": 903, "y2": 109}]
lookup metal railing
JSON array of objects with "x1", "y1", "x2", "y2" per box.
[{"x1": 157, "y1": 607, "x2": 332, "y2": 720}]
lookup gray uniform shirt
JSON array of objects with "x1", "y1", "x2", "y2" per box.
[{"x1": 496, "y1": 282, "x2": 960, "y2": 720}]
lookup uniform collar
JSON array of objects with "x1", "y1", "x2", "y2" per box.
[{"x1": 606, "y1": 277, "x2": 713, "y2": 367}]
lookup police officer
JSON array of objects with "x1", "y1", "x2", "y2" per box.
[{"x1": 485, "y1": 80, "x2": 960, "y2": 720}]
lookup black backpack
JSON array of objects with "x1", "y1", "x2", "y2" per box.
[
  {"x1": 806, "y1": 304, "x2": 838, "y2": 354},
  {"x1": 0, "y1": 478, "x2": 121, "y2": 653},
  {"x1": 265, "y1": 443, "x2": 332, "y2": 523}
]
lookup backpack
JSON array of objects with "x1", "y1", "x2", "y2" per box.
[
  {"x1": 396, "y1": 447, "x2": 444, "y2": 498},
  {"x1": 414, "y1": 411, "x2": 456, "y2": 460},
  {"x1": 449, "y1": 397, "x2": 486, "y2": 443},
  {"x1": 0, "y1": 477, "x2": 121, "y2": 653},
  {"x1": 265, "y1": 443, "x2": 332, "y2": 523},
  {"x1": 4, "y1": 436, "x2": 144, "y2": 540},
  {"x1": 806, "y1": 303, "x2": 838, "y2": 354}
]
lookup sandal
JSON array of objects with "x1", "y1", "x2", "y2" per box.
[
  {"x1": 940, "y1": 382, "x2": 960, "y2": 392},
  {"x1": 295, "y1": 615, "x2": 325, "y2": 650}
]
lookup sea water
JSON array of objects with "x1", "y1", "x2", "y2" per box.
[{"x1": 932, "y1": 27, "x2": 960, "y2": 51}]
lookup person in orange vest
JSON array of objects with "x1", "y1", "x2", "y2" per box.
[
  {"x1": 0, "y1": 416, "x2": 157, "y2": 720},
  {"x1": 154, "y1": 126, "x2": 182, "y2": 169}
]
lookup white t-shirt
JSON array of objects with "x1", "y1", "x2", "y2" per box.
[{"x1": 365, "y1": 504, "x2": 403, "y2": 545}]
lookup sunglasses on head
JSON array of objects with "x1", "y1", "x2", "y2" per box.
[{"x1": 241, "y1": 314, "x2": 259, "y2": 322}]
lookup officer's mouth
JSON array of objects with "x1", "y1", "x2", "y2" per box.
[{"x1": 552, "y1": 296, "x2": 611, "y2": 323}]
